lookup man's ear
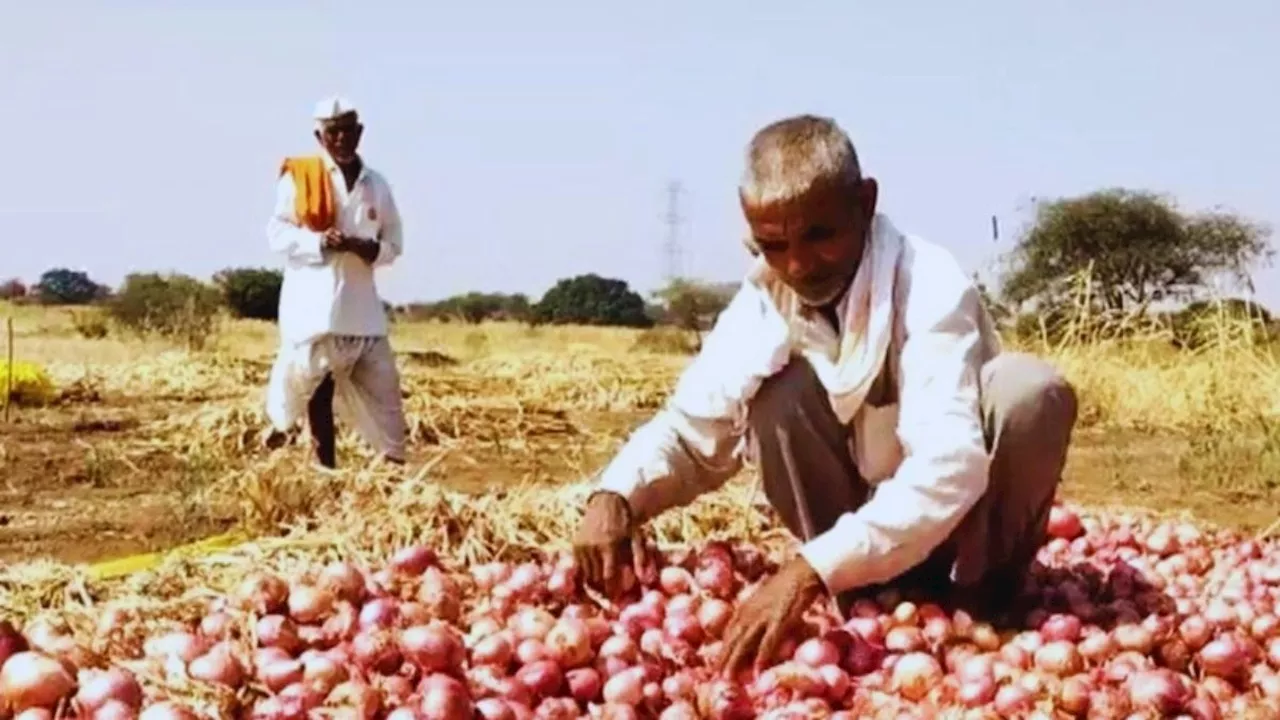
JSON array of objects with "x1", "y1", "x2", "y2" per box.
[{"x1": 858, "y1": 177, "x2": 879, "y2": 217}]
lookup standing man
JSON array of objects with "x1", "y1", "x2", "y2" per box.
[
  {"x1": 572, "y1": 115, "x2": 1079, "y2": 675},
  {"x1": 263, "y1": 96, "x2": 408, "y2": 469}
]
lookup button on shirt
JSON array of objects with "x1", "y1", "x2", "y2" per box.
[
  {"x1": 267, "y1": 154, "x2": 404, "y2": 345},
  {"x1": 594, "y1": 218, "x2": 1003, "y2": 596}
]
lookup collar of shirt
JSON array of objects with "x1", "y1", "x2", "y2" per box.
[{"x1": 321, "y1": 150, "x2": 369, "y2": 190}]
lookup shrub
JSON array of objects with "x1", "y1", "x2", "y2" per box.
[
  {"x1": 107, "y1": 272, "x2": 223, "y2": 350},
  {"x1": 0, "y1": 278, "x2": 26, "y2": 300},
  {"x1": 533, "y1": 274, "x2": 652, "y2": 328},
  {"x1": 70, "y1": 309, "x2": 110, "y2": 339},
  {"x1": 1, "y1": 360, "x2": 57, "y2": 407},
  {"x1": 214, "y1": 267, "x2": 283, "y2": 321}
]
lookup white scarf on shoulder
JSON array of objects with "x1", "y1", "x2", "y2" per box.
[{"x1": 749, "y1": 214, "x2": 904, "y2": 425}]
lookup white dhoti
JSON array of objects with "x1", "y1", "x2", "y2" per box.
[{"x1": 265, "y1": 335, "x2": 407, "y2": 461}]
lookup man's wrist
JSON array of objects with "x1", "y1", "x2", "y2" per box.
[{"x1": 787, "y1": 555, "x2": 828, "y2": 599}]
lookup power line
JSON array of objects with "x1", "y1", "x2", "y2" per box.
[{"x1": 662, "y1": 181, "x2": 685, "y2": 283}]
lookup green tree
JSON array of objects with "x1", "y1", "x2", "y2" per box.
[
  {"x1": 214, "y1": 267, "x2": 283, "y2": 321},
  {"x1": 533, "y1": 274, "x2": 652, "y2": 327},
  {"x1": 34, "y1": 268, "x2": 107, "y2": 305},
  {"x1": 999, "y1": 189, "x2": 1274, "y2": 315},
  {"x1": 107, "y1": 272, "x2": 223, "y2": 350}
]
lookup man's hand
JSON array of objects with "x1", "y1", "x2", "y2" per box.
[
  {"x1": 321, "y1": 230, "x2": 379, "y2": 263},
  {"x1": 573, "y1": 491, "x2": 648, "y2": 598},
  {"x1": 322, "y1": 229, "x2": 346, "y2": 250},
  {"x1": 718, "y1": 556, "x2": 826, "y2": 677}
]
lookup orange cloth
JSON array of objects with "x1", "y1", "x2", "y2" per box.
[{"x1": 279, "y1": 156, "x2": 336, "y2": 232}]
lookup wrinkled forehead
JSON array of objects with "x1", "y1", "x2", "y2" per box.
[{"x1": 742, "y1": 180, "x2": 858, "y2": 235}]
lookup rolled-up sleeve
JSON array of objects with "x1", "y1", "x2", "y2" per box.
[
  {"x1": 267, "y1": 174, "x2": 326, "y2": 265},
  {"x1": 596, "y1": 283, "x2": 793, "y2": 522},
  {"x1": 798, "y1": 279, "x2": 990, "y2": 595}
]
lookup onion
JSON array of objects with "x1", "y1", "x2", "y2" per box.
[
  {"x1": 287, "y1": 585, "x2": 335, "y2": 624},
  {"x1": 1127, "y1": 668, "x2": 1190, "y2": 714},
  {"x1": 319, "y1": 562, "x2": 367, "y2": 605},
  {"x1": 1199, "y1": 636, "x2": 1249, "y2": 680},
  {"x1": 188, "y1": 645, "x2": 245, "y2": 688},
  {"x1": 516, "y1": 639, "x2": 548, "y2": 664},
  {"x1": 794, "y1": 638, "x2": 840, "y2": 668},
  {"x1": 418, "y1": 567, "x2": 462, "y2": 623},
  {"x1": 994, "y1": 683, "x2": 1034, "y2": 715},
  {"x1": 144, "y1": 631, "x2": 209, "y2": 665},
  {"x1": 697, "y1": 599, "x2": 733, "y2": 639},
  {"x1": 256, "y1": 615, "x2": 302, "y2": 655},
  {"x1": 693, "y1": 559, "x2": 736, "y2": 599},
  {"x1": 566, "y1": 667, "x2": 602, "y2": 703},
  {"x1": 235, "y1": 573, "x2": 289, "y2": 615},
  {"x1": 199, "y1": 612, "x2": 235, "y2": 641},
  {"x1": 0, "y1": 621, "x2": 30, "y2": 669},
  {"x1": 92, "y1": 700, "x2": 141, "y2": 720},
  {"x1": 358, "y1": 598, "x2": 400, "y2": 631},
  {"x1": 76, "y1": 666, "x2": 143, "y2": 713},
  {"x1": 302, "y1": 653, "x2": 347, "y2": 691},
  {"x1": 472, "y1": 634, "x2": 514, "y2": 668},
  {"x1": 419, "y1": 672, "x2": 474, "y2": 720},
  {"x1": 544, "y1": 619, "x2": 592, "y2": 668},
  {"x1": 511, "y1": 609, "x2": 556, "y2": 643},
  {"x1": 390, "y1": 545, "x2": 439, "y2": 576},
  {"x1": 603, "y1": 667, "x2": 645, "y2": 706},
  {"x1": 890, "y1": 652, "x2": 941, "y2": 701},
  {"x1": 514, "y1": 660, "x2": 563, "y2": 699},
  {"x1": 400, "y1": 624, "x2": 465, "y2": 674},
  {"x1": 1179, "y1": 615, "x2": 1213, "y2": 650},
  {"x1": 662, "y1": 614, "x2": 704, "y2": 648},
  {"x1": 1046, "y1": 506, "x2": 1083, "y2": 539},
  {"x1": 660, "y1": 567, "x2": 694, "y2": 595},
  {"x1": 258, "y1": 659, "x2": 303, "y2": 693},
  {"x1": 0, "y1": 652, "x2": 75, "y2": 712},
  {"x1": 352, "y1": 630, "x2": 403, "y2": 675},
  {"x1": 1034, "y1": 640, "x2": 1083, "y2": 676}
]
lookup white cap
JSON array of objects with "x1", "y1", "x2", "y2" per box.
[{"x1": 313, "y1": 95, "x2": 358, "y2": 123}]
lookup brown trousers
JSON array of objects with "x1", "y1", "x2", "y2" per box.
[{"x1": 748, "y1": 351, "x2": 1078, "y2": 617}]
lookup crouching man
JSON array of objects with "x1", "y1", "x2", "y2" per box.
[{"x1": 571, "y1": 115, "x2": 1078, "y2": 675}]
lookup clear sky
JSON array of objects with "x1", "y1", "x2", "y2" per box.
[{"x1": 2, "y1": 1, "x2": 1277, "y2": 309}]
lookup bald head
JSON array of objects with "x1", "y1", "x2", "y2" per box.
[{"x1": 739, "y1": 115, "x2": 862, "y2": 208}]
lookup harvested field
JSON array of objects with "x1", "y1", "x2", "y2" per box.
[{"x1": 1, "y1": 302, "x2": 1278, "y2": 717}]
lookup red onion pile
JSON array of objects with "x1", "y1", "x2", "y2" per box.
[{"x1": 2, "y1": 504, "x2": 1279, "y2": 718}]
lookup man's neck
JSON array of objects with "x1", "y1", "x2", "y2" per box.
[{"x1": 333, "y1": 155, "x2": 363, "y2": 192}]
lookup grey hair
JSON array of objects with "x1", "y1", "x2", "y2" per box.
[{"x1": 739, "y1": 115, "x2": 862, "y2": 207}]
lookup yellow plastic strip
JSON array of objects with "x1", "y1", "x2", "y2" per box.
[{"x1": 86, "y1": 532, "x2": 248, "y2": 580}]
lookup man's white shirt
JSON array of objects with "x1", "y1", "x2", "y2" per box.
[
  {"x1": 267, "y1": 153, "x2": 403, "y2": 345},
  {"x1": 595, "y1": 215, "x2": 1003, "y2": 596}
]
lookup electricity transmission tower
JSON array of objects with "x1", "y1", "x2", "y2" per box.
[{"x1": 662, "y1": 181, "x2": 685, "y2": 283}]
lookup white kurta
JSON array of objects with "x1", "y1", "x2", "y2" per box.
[
  {"x1": 263, "y1": 152, "x2": 408, "y2": 460},
  {"x1": 595, "y1": 214, "x2": 1003, "y2": 596}
]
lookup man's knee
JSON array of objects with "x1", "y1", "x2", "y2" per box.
[
  {"x1": 746, "y1": 359, "x2": 823, "y2": 432},
  {"x1": 982, "y1": 352, "x2": 1079, "y2": 440}
]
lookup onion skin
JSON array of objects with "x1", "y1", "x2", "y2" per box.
[
  {"x1": 75, "y1": 666, "x2": 143, "y2": 713},
  {"x1": 1, "y1": 651, "x2": 76, "y2": 713}
]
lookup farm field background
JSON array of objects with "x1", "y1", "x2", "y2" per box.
[{"x1": 1, "y1": 299, "x2": 1276, "y2": 573}]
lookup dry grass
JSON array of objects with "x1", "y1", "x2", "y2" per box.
[{"x1": 0, "y1": 297, "x2": 1277, "y2": 611}]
